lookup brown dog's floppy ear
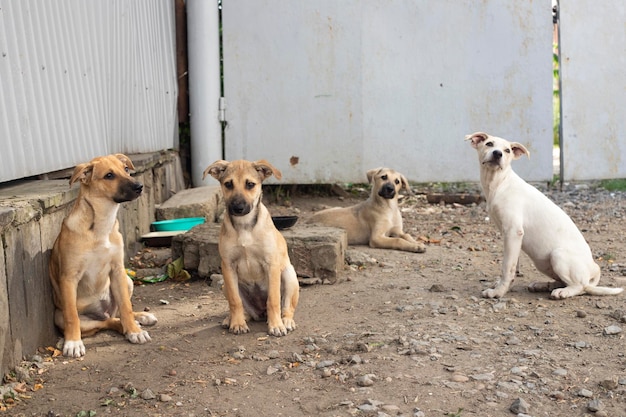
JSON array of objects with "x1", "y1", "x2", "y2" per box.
[
  {"x1": 465, "y1": 132, "x2": 489, "y2": 148},
  {"x1": 511, "y1": 142, "x2": 530, "y2": 160},
  {"x1": 254, "y1": 159, "x2": 282, "y2": 180},
  {"x1": 203, "y1": 160, "x2": 230, "y2": 180},
  {"x1": 114, "y1": 153, "x2": 136, "y2": 171},
  {"x1": 366, "y1": 168, "x2": 382, "y2": 184},
  {"x1": 69, "y1": 162, "x2": 92, "y2": 187}
]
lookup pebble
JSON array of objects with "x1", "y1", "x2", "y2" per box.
[
  {"x1": 141, "y1": 388, "x2": 156, "y2": 400},
  {"x1": 603, "y1": 325, "x2": 622, "y2": 335},
  {"x1": 356, "y1": 374, "x2": 375, "y2": 387},
  {"x1": 159, "y1": 393, "x2": 172, "y2": 402},
  {"x1": 509, "y1": 397, "x2": 530, "y2": 414},
  {"x1": 587, "y1": 399, "x2": 604, "y2": 412},
  {"x1": 552, "y1": 368, "x2": 568, "y2": 377},
  {"x1": 450, "y1": 374, "x2": 469, "y2": 383},
  {"x1": 578, "y1": 388, "x2": 593, "y2": 398},
  {"x1": 576, "y1": 310, "x2": 587, "y2": 318}
]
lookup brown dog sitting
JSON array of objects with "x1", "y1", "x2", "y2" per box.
[
  {"x1": 309, "y1": 167, "x2": 426, "y2": 253},
  {"x1": 203, "y1": 159, "x2": 299, "y2": 337},
  {"x1": 49, "y1": 154, "x2": 157, "y2": 357}
]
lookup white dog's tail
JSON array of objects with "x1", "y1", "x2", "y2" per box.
[{"x1": 584, "y1": 286, "x2": 624, "y2": 296}]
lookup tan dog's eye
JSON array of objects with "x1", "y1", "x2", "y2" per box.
[
  {"x1": 224, "y1": 180, "x2": 234, "y2": 190},
  {"x1": 486, "y1": 141, "x2": 494, "y2": 147},
  {"x1": 245, "y1": 181, "x2": 255, "y2": 190},
  {"x1": 505, "y1": 148, "x2": 511, "y2": 153},
  {"x1": 381, "y1": 175, "x2": 388, "y2": 180},
  {"x1": 104, "y1": 172, "x2": 115, "y2": 180},
  {"x1": 125, "y1": 167, "x2": 130, "y2": 173},
  {"x1": 394, "y1": 179, "x2": 400, "y2": 184}
]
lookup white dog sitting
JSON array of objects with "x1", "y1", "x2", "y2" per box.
[{"x1": 467, "y1": 131, "x2": 623, "y2": 299}]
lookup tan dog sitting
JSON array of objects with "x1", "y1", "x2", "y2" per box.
[
  {"x1": 467, "y1": 132, "x2": 623, "y2": 299},
  {"x1": 309, "y1": 167, "x2": 426, "y2": 253},
  {"x1": 49, "y1": 154, "x2": 157, "y2": 357},
  {"x1": 203, "y1": 159, "x2": 299, "y2": 336}
]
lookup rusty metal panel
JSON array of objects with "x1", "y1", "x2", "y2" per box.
[
  {"x1": 560, "y1": 0, "x2": 626, "y2": 180},
  {"x1": 221, "y1": 0, "x2": 553, "y2": 183},
  {"x1": 0, "y1": 0, "x2": 178, "y2": 183}
]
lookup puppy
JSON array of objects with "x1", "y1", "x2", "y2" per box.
[
  {"x1": 49, "y1": 154, "x2": 157, "y2": 357},
  {"x1": 203, "y1": 159, "x2": 299, "y2": 336},
  {"x1": 467, "y1": 132, "x2": 623, "y2": 299},
  {"x1": 309, "y1": 167, "x2": 425, "y2": 253}
]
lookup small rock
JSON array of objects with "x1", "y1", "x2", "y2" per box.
[
  {"x1": 316, "y1": 360, "x2": 335, "y2": 369},
  {"x1": 552, "y1": 368, "x2": 568, "y2": 377},
  {"x1": 159, "y1": 393, "x2": 172, "y2": 402},
  {"x1": 603, "y1": 325, "x2": 622, "y2": 335},
  {"x1": 141, "y1": 388, "x2": 156, "y2": 400},
  {"x1": 429, "y1": 284, "x2": 445, "y2": 292},
  {"x1": 599, "y1": 379, "x2": 618, "y2": 390},
  {"x1": 587, "y1": 399, "x2": 604, "y2": 412},
  {"x1": 509, "y1": 397, "x2": 530, "y2": 414},
  {"x1": 356, "y1": 374, "x2": 375, "y2": 387},
  {"x1": 578, "y1": 388, "x2": 593, "y2": 398},
  {"x1": 470, "y1": 373, "x2": 494, "y2": 381},
  {"x1": 450, "y1": 374, "x2": 469, "y2": 383},
  {"x1": 576, "y1": 310, "x2": 587, "y2": 318}
]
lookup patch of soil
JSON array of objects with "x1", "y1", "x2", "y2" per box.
[{"x1": 7, "y1": 184, "x2": 626, "y2": 417}]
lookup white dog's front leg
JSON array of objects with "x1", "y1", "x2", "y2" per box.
[{"x1": 483, "y1": 227, "x2": 523, "y2": 298}]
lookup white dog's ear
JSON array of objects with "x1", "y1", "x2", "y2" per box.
[
  {"x1": 465, "y1": 132, "x2": 489, "y2": 148},
  {"x1": 511, "y1": 143, "x2": 530, "y2": 159},
  {"x1": 203, "y1": 160, "x2": 230, "y2": 180},
  {"x1": 254, "y1": 159, "x2": 282, "y2": 180}
]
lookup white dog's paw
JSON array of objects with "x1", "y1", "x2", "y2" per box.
[
  {"x1": 63, "y1": 339, "x2": 86, "y2": 358},
  {"x1": 136, "y1": 312, "x2": 158, "y2": 326},
  {"x1": 126, "y1": 330, "x2": 152, "y2": 344},
  {"x1": 482, "y1": 288, "x2": 505, "y2": 299}
]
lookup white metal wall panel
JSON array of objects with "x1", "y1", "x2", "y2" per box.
[
  {"x1": 0, "y1": 0, "x2": 178, "y2": 183},
  {"x1": 560, "y1": 1, "x2": 626, "y2": 180},
  {"x1": 222, "y1": 1, "x2": 554, "y2": 184}
]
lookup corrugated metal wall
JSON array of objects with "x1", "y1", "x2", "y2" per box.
[{"x1": 0, "y1": 0, "x2": 178, "y2": 183}]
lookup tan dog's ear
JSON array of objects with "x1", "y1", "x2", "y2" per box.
[
  {"x1": 69, "y1": 162, "x2": 92, "y2": 187},
  {"x1": 114, "y1": 153, "x2": 136, "y2": 171},
  {"x1": 254, "y1": 160, "x2": 282, "y2": 180},
  {"x1": 366, "y1": 168, "x2": 383, "y2": 184},
  {"x1": 203, "y1": 160, "x2": 230, "y2": 180},
  {"x1": 400, "y1": 174, "x2": 413, "y2": 195},
  {"x1": 511, "y1": 142, "x2": 530, "y2": 160},
  {"x1": 466, "y1": 132, "x2": 489, "y2": 148}
]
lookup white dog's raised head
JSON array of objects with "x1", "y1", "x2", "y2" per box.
[{"x1": 466, "y1": 132, "x2": 529, "y2": 171}]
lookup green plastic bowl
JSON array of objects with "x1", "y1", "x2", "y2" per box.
[{"x1": 151, "y1": 217, "x2": 206, "y2": 232}]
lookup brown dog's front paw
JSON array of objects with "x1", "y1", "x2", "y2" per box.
[
  {"x1": 268, "y1": 323, "x2": 288, "y2": 337},
  {"x1": 62, "y1": 339, "x2": 86, "y2": 357},
  {"x1": 126, "y1": 330, "x2": 152, "y2": 344},
  {"x1": 282, "y1": 318, "x2": 297, "y2": 332}
]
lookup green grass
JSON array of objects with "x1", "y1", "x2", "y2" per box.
[{"x1": 599, "y1": 179, "x2": 626, "y2": 191}]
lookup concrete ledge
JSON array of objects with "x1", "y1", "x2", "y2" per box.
[
  {"x1": 155, "y1": 185, "x2": 224, "y2": 221},
  {"x1": 0, "y1": 150, "x2": 185, "y2": 376},
  {"x1": 172, "y1": 222, "x2": 347, "y2": 283}
]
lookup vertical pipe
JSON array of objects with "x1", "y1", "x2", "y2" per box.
[
  {"x1": 187, "y1": 0, "x2": 222, "y2": 186},
  {"x1": 555, "y1": 0, "x2": 564, "y2": 190}
]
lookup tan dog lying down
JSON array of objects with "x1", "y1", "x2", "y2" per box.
[
  {"x1": 204, "y1": 159, "x2": 299, "y2": 337},
  {"x1": 49, "y1": 154, "x2": 157, "y2": 357},
  {"x1": 467, "y1": 132, "x2": 623, "y2": 299},
  {"x1": 309, "y1": 167, "x2": 425, "y2": 253}
]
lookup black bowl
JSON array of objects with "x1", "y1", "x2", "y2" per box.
[{"x1": 272, "y1": 215, "x2": 298, "y2": 230}]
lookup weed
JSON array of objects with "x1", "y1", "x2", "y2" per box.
[{"x1": 600, "y1": 179, "x2": 626, "y2": 192}]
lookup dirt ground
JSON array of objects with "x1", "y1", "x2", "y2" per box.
[{"x1": 5, "y1": 181, "x2": 626, "y2": 417}]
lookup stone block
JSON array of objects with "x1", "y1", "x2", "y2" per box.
[
  {"x1": 156, "y1": 186, "x2": 224, "y2": 222},
  {"x1": 171, "y1": 223, "x2": 346, "y2": 283}
]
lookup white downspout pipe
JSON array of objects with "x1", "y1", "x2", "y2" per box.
[{"x1": 187, "y1": 0, "x2": 222, "y2": 187}]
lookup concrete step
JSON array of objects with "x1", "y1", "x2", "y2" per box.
[{"x1": 171, "y1": 222, "x2": 347, "y2": 284}]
